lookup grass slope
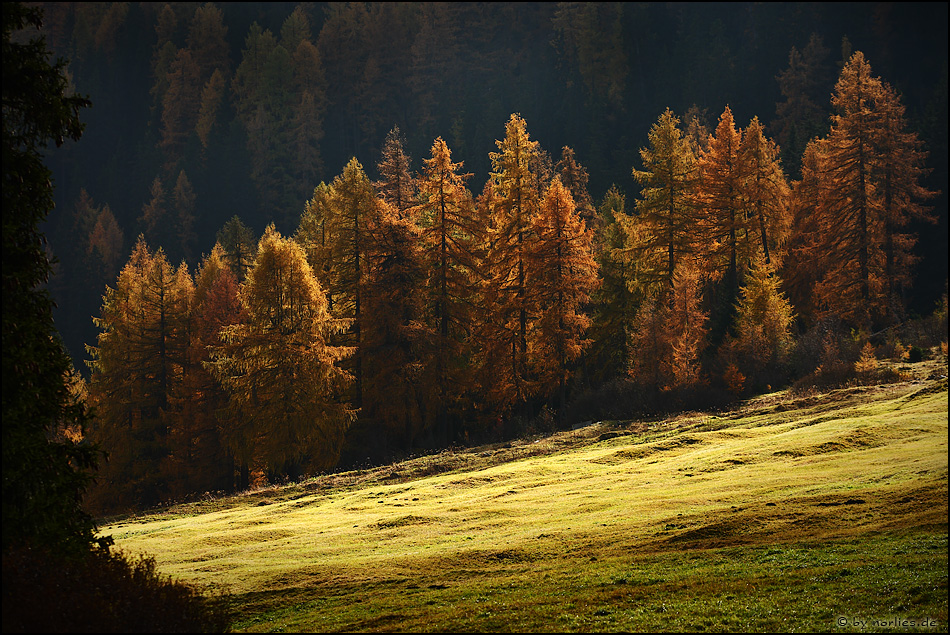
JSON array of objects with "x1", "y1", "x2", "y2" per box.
[{"x1": 99, "y1": 357, "x2": 949, "y2": 632}]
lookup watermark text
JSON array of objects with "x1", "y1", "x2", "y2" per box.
[{"x1": 836, "y1": 615, "x2": 941, "y2": 630}]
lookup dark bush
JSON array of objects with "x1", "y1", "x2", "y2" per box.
[
  {"x1": 908, "y1": 345, "x2": 927, "y2": 363},
  {"x1": 790, "y1": 318, "x2": 863, "y2": 378},
  {"x1": 562, "y1": 375, "x2": 734, "y2": 426},
  {"x1": 563, "y1": 377, "x2": 655, "y2": 425},
  {"x1": 2, "y1": 544, "x2": 231, "y2": 632}
]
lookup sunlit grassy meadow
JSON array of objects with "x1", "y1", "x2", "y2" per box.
[{"x1": 99, "y1": 358, "x2": 948, "y2": 632}]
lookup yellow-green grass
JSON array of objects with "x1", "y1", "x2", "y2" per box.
[{"x1": 100, "y1": 360, "x2": 948, "y2": 632}]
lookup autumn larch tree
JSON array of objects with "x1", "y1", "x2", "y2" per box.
[
  {"x1": 216, "y1": 215, "x2": 257, "y2": 281},
  {"x1": 195, "y1": 68, "x2": 226, "y2": 152},
  {"x1": 666, "y1": 261, "x2": 709, "y2": 391},
  {"x1": 694, "y1": 106, "x2": 750, "y2": 303},
  {"x1": 414, "y1": 136, "x2": 480, "y2": 443},
  {"x1": 555, "y1": 146, "x2": 598, "y2": 237},
  {"x1": 184, "y1": 2, "x2": 231, "y2": 160},
  {"x1": 296, "y1": 182, "x2": 335, "y2": 302},
  {"x1": 526, "y1": 177, "x2": 599, "y2": 422},
  {"x1": 376, "y1": 126, "x2": 417, "y2": 221},
  {"x1": 172, "y1": 169, "x2": 197, "y2": 265},
  {"x1": 628, "y1": 259, "x2": 709, "y2": 395},
  {"x1": 159, "y1": 48, "x2": 202, "y2": 172},
  {"x1": 139, "y1": 176, "x2": 173, "y2": 254},
  {"x1": 810, "y1": 51, "x2": 883, "y2": 330},
  {"x1": 476, "y1": 114, "x2": 543, "y2": 423},
  {"x1": 805, "y1": 52, "x2": 936, "y2": 330},
  {"x1": 740, "y1": 116, "x2": 791, "y2": 267},
  {"x1": 631, "y1": 108, "x2": 698, "y2": 298},
  {"x1": 584, "y1": 185, "x2": 637, "y2": 386},
  {"x1": 361, "y1": 201, "x2": 435, "y2": 452},
  {"x1": 323, "y1": 158, "x2": 378, "y2": 408},
  {"x1": 87, "y1": 203, "x2": 125, "y2": 284},
  {"x1": 208, "y1": 225, "x2": 354, "y2": 481},
  {"x1": 729, "y1": 254, "x2": 796, "y2": 385},
  {"x1": 186, "y1": 2, "x2": 231, "y2": 87},
  {"x1": 683, "y1": 105, "x2": 712, "y2": 158},
  {"x1": 771, "y1": 33, "x2": 833, "y2": 179},
  {"x1": 873, "y1": 82, "x2": 938, "y2": 323},
  {"x1": 173, "y1": 244, "x2": 244, "y2": 494},
  {"x1": 286, "y1": 7, "x2": 328, "y2": 207},
  {"x1": 782, "y1": 138, "x2": 826, "y2": 324},
  {"x1": 86, "y1": 237, "x2": 193, "y2": 510},
  {"x1": 627, "y1": 291, "x2": 668, "y2": 396}
]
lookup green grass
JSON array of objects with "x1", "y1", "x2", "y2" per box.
[{"x1": 99, "y1": 357, "x2": 949, "y2": 632}]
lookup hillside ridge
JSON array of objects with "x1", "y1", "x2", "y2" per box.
[{"x1": 104, "y1": 351, "x2": 948, "y2": 525}]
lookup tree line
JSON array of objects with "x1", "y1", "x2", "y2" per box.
[
  {"x1": 42, "y1": 3, "x2": 949, "y2": 376},
  {"x1": 82, "y1": 51, "x2": 942, "y2": 512}
]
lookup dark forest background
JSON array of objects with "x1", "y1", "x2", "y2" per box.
[{"x1": 37, "y1": 1, "x2": 947, "y2": 379}]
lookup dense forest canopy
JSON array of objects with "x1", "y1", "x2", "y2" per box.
[
  {"x1": 39, "y1": 1, "x2": 947, "y2": 370},
  {"x1": 26, "y1": 2, "x2": 948, "y2": 511}
]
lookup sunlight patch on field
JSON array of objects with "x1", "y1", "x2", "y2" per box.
[{"x1": 100, "y1": 379, "x2": 948, "y2": 611}]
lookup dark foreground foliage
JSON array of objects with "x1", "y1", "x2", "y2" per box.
[
  {"x1": 2, "y1": 545, "x2": 231, "y2": 633},
  {"x1": 2, "y1": 5, "x2": 230, "y2": 632},
  {"x1": 2, "y1": 0, "x2": 98, "y2": 558}
]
